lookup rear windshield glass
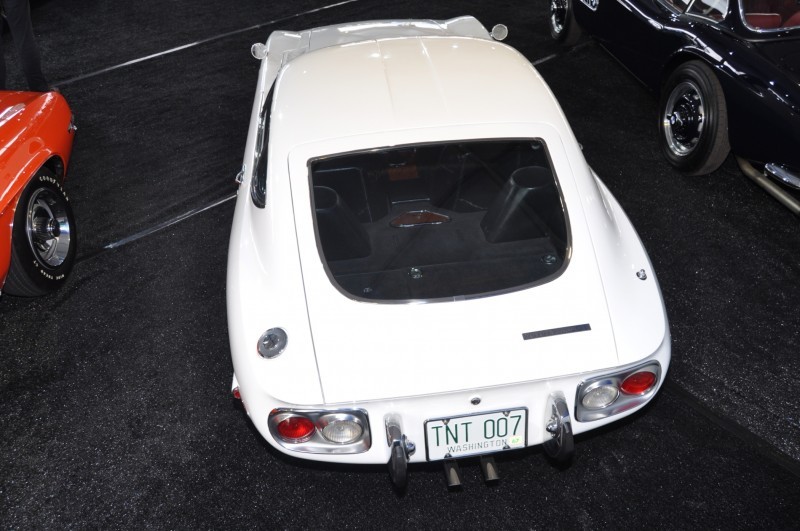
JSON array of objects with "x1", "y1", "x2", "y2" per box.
[{"x1": 310, "y1": 140, "x2": 569, "y2": 301}]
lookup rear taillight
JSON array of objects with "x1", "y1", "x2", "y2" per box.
[
  {"x1": 276, "y1": 416, "x2": 316, "y2": 442},
  {"x1": 321, "y1": 417, "x2": 364, "y2": 444},
  {"x1": 575, "y1": 362, "x2": 662, "y2": 422},
  {"x1": 620, "y1": 371, "x2": 657, "y2": 395},
  {"x1": 268, "y1": 409, "x2": 371, "y2": 453},
  {"x1": 580, "y1": 384, "x2": 619, "y2": 409}
]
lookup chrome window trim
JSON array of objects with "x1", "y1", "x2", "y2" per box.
[
  {"x1": 306, "y1": 137, "x2": 573, "y2": 305},
  {"x1": 684, "y1": 0, "x2": 729, "y2": 22},
  {"x1": 655, "y1": 0, "x2": 689, "y2": 16},
  {"x1": 738, "y1": 4, "x2": 800, "y2": 32},
  {"x1": 251, "y1": 85, "x2": 275, "y2": 209}
]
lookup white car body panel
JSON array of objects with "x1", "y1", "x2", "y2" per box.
[
  {"x1": 226, "y1": 16, "x2": 671, "y2": 465},
  {"x1": 288, "y1": 129, "x2": 618, "y2": 403},
  {"x1": 271, "y1": 37, "x2": 570, "y2": 148}
]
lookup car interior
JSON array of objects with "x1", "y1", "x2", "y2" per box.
[
  {"x1": 309, "y1": 140, "x2": 569, "y2": 301},
  {"x1": 664, "y1": 0, "x2": 799, "y2": 27},
  {"x1": 742, "y1": 0, "x2": 800, "y2": 28}
]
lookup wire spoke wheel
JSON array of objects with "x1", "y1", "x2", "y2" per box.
[
  {"x1": 549, "y1": 0, "x2": 582, "y2": 45},
  {"x1": 550, "y1": 0, "x2": 568, "y2": 35}
]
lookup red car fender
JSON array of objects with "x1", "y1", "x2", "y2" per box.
[{"x1": 0, "y1": 91, "x2": 75, "y2": 290}]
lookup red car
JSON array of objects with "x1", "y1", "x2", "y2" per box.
[{"x1": 0, "y1": 91, "x2": 76, "y2": 296}]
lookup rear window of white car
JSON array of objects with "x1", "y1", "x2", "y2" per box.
[{"x1": 310, "y1": 139, "x2": 569, "y2": 301}]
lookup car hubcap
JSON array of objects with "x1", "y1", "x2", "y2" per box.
[
  {"x1": 550, "y1": 0, "x2": 567, "y2": 34},
  {"x1": 26, "y1": 187, "x2": 72, "y2": 268},
  {"x1": 663, "y1": 80, "x2": 705, "y2": 156}
]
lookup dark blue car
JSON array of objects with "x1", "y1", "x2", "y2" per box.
[{"x1": 550, "y1": 0, "x2": 800, "y2": 213}]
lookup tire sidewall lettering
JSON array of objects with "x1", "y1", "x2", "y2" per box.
[
  {"x1": 4, "y1": 168, "x2": 76, "y2": 295},
  {"x1": 29, "y1": 176, "x2": 71, "y2": 278},
  {"x1": 36, "y1": 174, "x2": 69, "y2": 202},
  {"x1": 30, "y1": 258, "x2": 64, "y2": 280}
]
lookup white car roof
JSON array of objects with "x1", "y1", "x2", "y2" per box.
[
  {"x1": 303, "y1": 17, "x2": 494, "y2": 51},
  {"x1": 269, "y1": 35, "x2": 570, "y2": 150}
]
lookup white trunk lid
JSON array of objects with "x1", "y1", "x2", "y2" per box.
[{"x1": 300, "y1": 242, "x2": 616, "y2": 403}]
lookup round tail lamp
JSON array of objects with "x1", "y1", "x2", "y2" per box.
[
  {"x1": 321, "y1": 419, "x2": 363, "y2": 444},
  {"x1": 581, "y1": 384, "x2": 619, "y2": 409},
  {"x1": 276, "y1": 416, "x2": 315, "y2": 442},
  {"x1": 620, "y1": 371, "x2": 657, "y2": 395}
]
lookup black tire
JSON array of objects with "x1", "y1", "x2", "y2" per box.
[
  {"x1": 388, "y1": 441, "x2": 408, "y2": 491},
  {"x1": 549, "y1": 0, "x2": 582, "y2": 46},
  {"x1": 4, "y1": 168, "x2": 77, "y2": 297},
  {"x1": 659, "y1": 61, "x2": 730, "y2": 176}
]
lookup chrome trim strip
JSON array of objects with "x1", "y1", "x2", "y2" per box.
[
  {"x1": 738, "y1": 3, "x2": 800, "y2": 33},
  {"x1": 765, "y1": 163, "x2": 800, "y2": 190},
  {"x1": 307, "y1": 137, "x2": 574, "y2": 305},
  {"x1": 103, "y1": 194, "x2": 236, "y2": 249},
  {"x1": 523, "y1": 323, "x2": 591, "y2": 340},
  {"x1": 736, "y1": 157, "x2": 800, "y2": 216}
]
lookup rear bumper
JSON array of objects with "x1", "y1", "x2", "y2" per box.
[{"x1": 233, "y1": 330, "x2": 671, "y2": 465}]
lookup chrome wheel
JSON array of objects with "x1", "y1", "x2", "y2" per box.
[
  {"x1": 25, "y1": 187, "x2": 72, "y2": 268},
  {"x1": 4, "y1": 169, "x2": 77, "y2": 297},
  {"x1": 658, "y1": 61, "x2": 729, "y2": 175},
  {"x1": 549, "y1": 0, "x2": 582, "y2": 44},
  {"x1": 663, "y1": 80, "x2": 705, "y2": 157}
]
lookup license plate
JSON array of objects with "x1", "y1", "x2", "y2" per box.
[{"x1": 424, "y1": 408, "x2": 528, "y2": 461}]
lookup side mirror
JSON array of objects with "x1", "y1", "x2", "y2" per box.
[{"x1": 491, "y1": 24, "x2": 509, "y2": 41}]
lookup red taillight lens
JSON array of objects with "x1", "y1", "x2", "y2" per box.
[
  {"x1": 276, "y1": 416, "x2": 315, "y2": 442},
  {"x1": 232, "y1": 387, "x2": 241, "y2": 400},
  {"x1": 620, "y1": 371, "x2": 657, "y2": 395}
]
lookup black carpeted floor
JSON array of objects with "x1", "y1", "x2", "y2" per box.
[{"x1": 1, "y1": 0, "x2": 799, "y2": 528}]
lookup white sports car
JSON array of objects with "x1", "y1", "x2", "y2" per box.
[{"x1": 227, "y1": 16, "x2": 670, "y2": 489}]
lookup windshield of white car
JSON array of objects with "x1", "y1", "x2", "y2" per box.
[{"x1": 309, "y1": 139, "x2": 569, "y2": 301}]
